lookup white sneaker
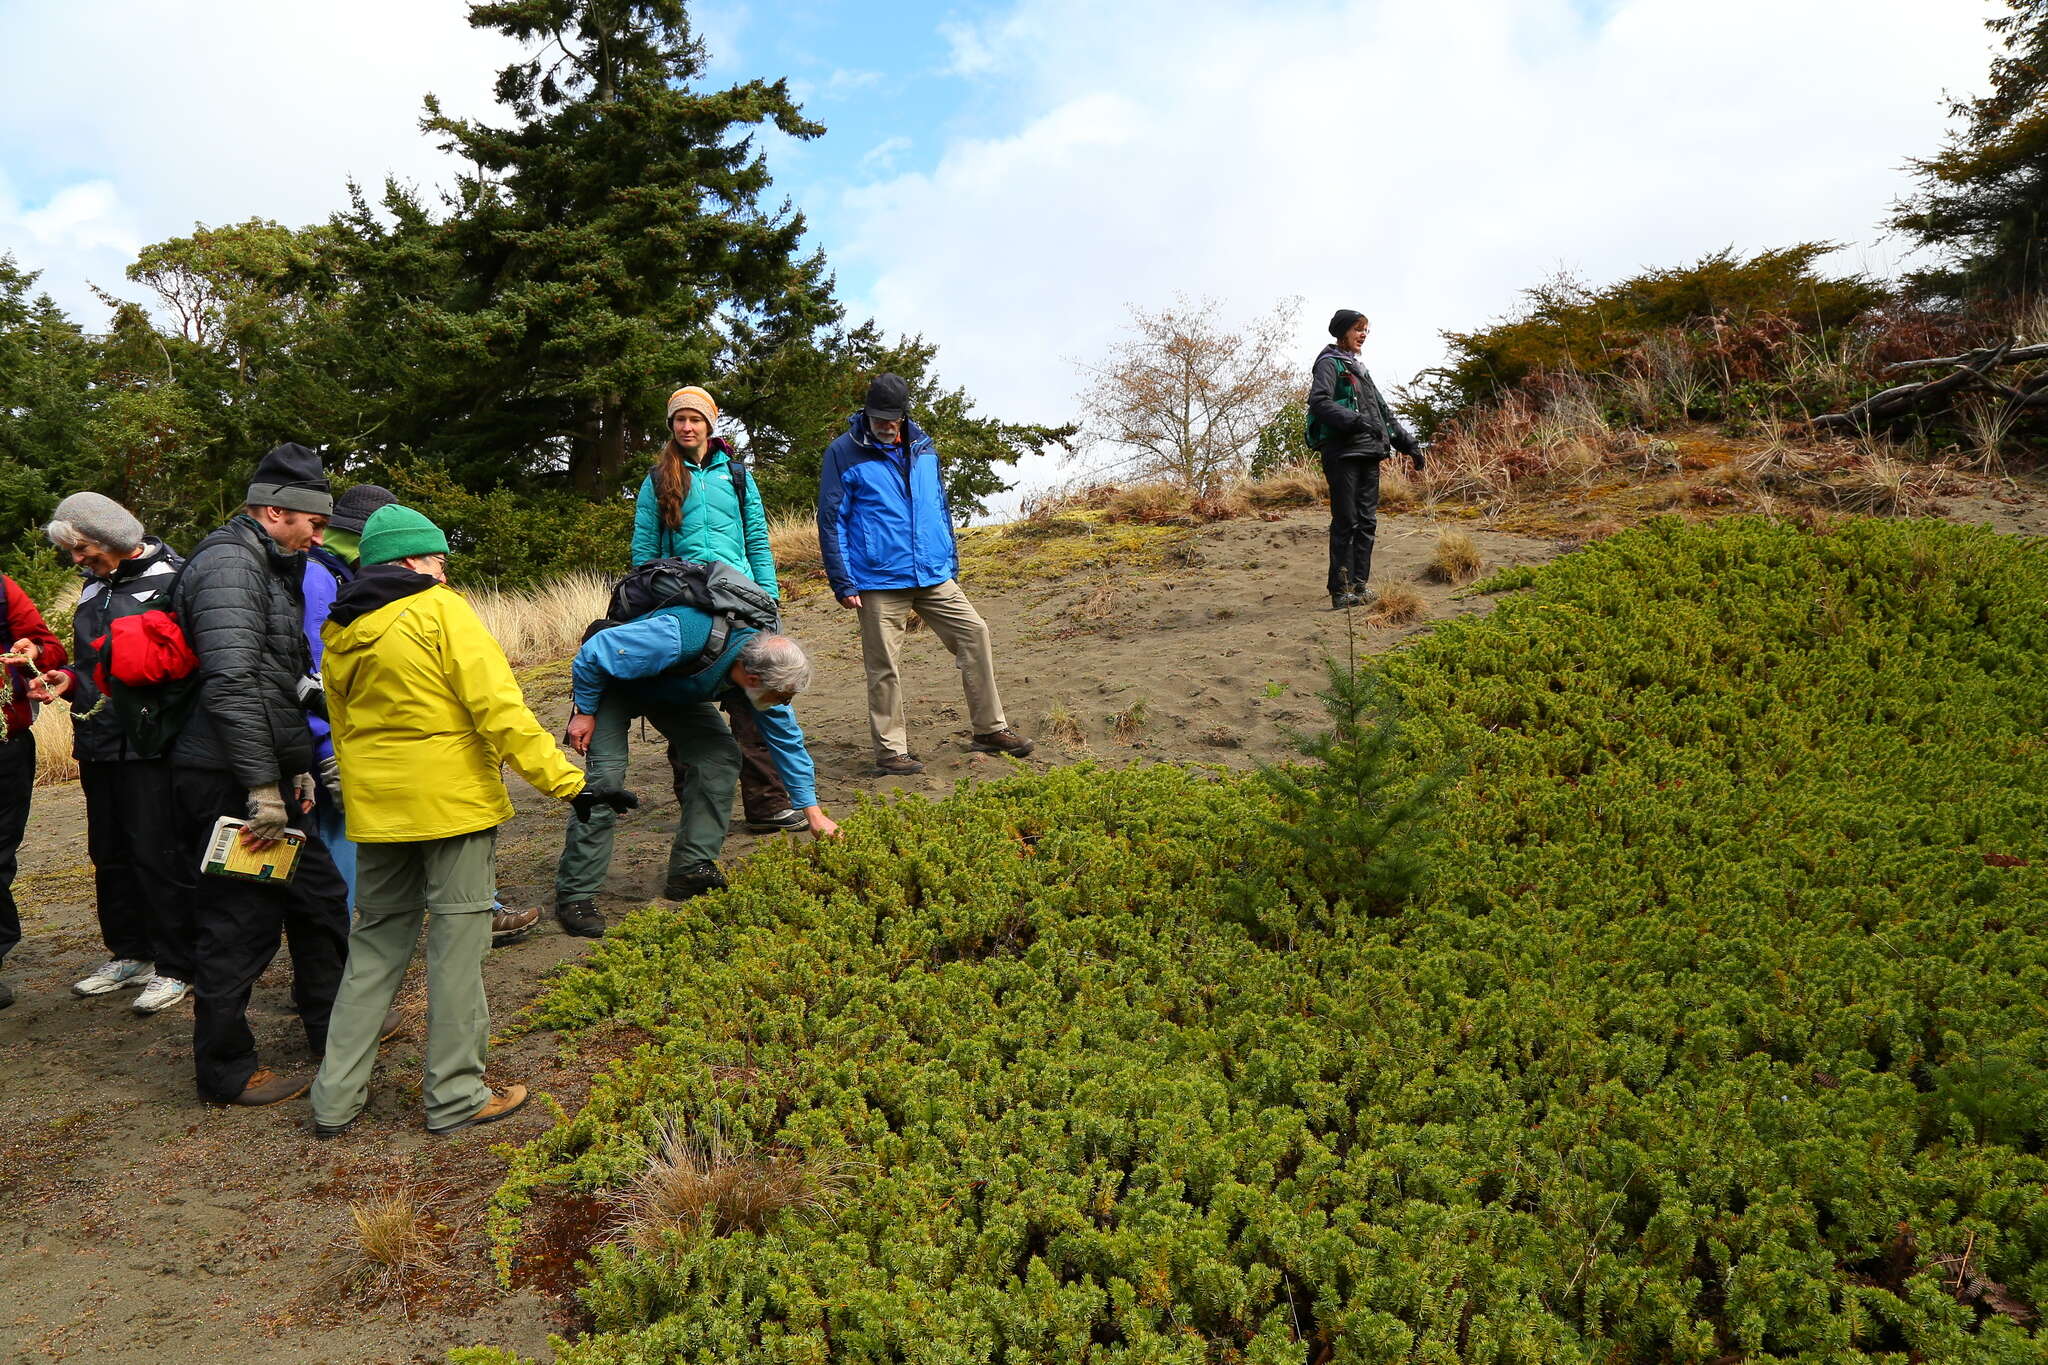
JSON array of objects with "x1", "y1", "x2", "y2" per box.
[
  {"x1": 71, "y1": 959, "x2": 154, "y2": 997},
  {"x1": 132, "y1": 975, "x2": 191, "y2": 1014}
]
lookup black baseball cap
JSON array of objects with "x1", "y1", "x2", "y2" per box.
[{"x1": 863, "y1": 373, "x2": 910, "y2": 421}]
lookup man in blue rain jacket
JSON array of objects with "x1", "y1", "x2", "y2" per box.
[{"x1": 816, "y1": 373, "x2": 1034, "y2": 776}]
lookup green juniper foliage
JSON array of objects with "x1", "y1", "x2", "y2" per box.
[{"x1": 468, "y1": 517, "x2": 2048, "y2": 1363}]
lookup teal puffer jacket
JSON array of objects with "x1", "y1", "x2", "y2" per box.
[{"x1": 630, "y1": 439, "x2": 778, "y2": 597}]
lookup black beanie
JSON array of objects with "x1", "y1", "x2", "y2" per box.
[
  {"x1": 246, "y1": 442, "x2": 333, "y2": 517},
  {"x1": 1328, "y1": 309, "x2": 1366, "y2": 341},
  {"x1": 328, "y1": 483, "x2": 397, "y2": 534}
]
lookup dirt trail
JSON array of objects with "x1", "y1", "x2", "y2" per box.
[{"x1": 3, "y1": 496, "x2": 2032, "y2": 1364}]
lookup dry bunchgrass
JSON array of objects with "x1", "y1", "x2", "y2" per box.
[
  {"x1": 1363, "y1": 583, "x2": 1427, "y2": 627},
  {"x1": 1829, "y1": 447, "x2": 1962, "y2": 517},
  {"x1": 31, "y1": 704, "x2": 77, "y2": 786},
  {"x1": 768, "y1": 509, "x2": 823, "y2": 589},
  {"x1": 1424, "y1": 530, "x2": 1484, "y2": 586},
  {"x1": 1045, "y1": 699, "x2": 1087, "y2": 747},
  {"x1": 465, "y1": 571, "x2": 611, "y2": 668},
  {"x1": 1110, "y1": 697, "x2": 1148, "y2": 741},
  {"x1": 1243, "y1": 458, "x2": 1326, "y2": 509},
  {"x1": 617, "y1": 1124, "x2": 853, "y2": 1249},
  {"x1": 325, "y1": 1183, "x2": 453, "y2": 1315}
]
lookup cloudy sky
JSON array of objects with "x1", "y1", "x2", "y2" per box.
[{"x1": 0, "y1": 0, "x2": 2000, "y2": 504}]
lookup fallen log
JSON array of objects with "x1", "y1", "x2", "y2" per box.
[{"x1": 1809, "y1": 339, "x2": 2033, "y2": 433}]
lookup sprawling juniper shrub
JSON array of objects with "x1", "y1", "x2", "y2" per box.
[{"x1": 461, "y1": 516, "x2": 2048, "y2": 1365}]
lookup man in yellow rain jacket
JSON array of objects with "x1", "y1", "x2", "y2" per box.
[{"x1": 308, "y1": 505, "x2": 637, "y2": 1137}]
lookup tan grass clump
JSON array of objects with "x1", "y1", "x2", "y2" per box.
[
  {"x1": 1103, "y1": 483, "x2": 1199, "y2": 525},
  {"x1": 1110, "y1": 697, "x2": 1148, "y2": 741},
  {"x1": 1363, "y1": 583, "x2": 1427, "y2": 627},
  {"x1": 466, "y1": 571, "x2": 611, "y2": 668},
  {"x1": 1378, "y1": 460, "x2": 1420, "y2": 513},
  {"x1": 31, "y1": 704, "x2": 77, "y2": 786},
  {"x1": 1424, "y1": 530, "x2": 1484, "y2": 586},
  {"x1": 326, "y1": 1183, "x2": 452, "y2": 1313},
  {"x1": 767, "y1": 509, "x2": 823, "y2": 586},
  {"x1": 619, "y1": 1125, "x2": 852, "y2": 1249},
  {"x1": 1045, "y1": 700, "x2": 1087, "y2": 747},
  {"x1": 1243, "y1": 458, "x2": 1327, "y2": 509}
]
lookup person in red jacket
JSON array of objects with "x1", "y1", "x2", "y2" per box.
[{"x1": 0, "y1": 572, "x2": 68, "y2": 1009}]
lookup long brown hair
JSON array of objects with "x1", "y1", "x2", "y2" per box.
[{"x1": 652, "y1": 438, "x2": 694, "y2": 530}]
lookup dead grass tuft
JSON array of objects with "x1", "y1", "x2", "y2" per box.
[
  {"x1": 1196, "y1": 724, "x2": 1242, "y2": 748},
  {"x1": 466, "y1": 572, "x2": 612, "y2": 668},
  {"x1": 1110, "y1": 698, "x2": 1149, "y2": 741},
  {"x1": 1243, "y1": 459, "x2": 1327, "y2": 509},
  {"x1": 1364, "y1": 583, "x2": 1427, "y2": 627},
  {"x1": 325, "y1": 1183, "x2": 454, "y2": 1315},
  {"x1": 767, "y1": 510, "x2": 823, "y2": 591},
  {"x1": 1045, "y1": 699, "x2": 1087, "y2": 747},
  {"x1": 617, "y1": 1124, "x2": 853, "y2": 1249},
  {"x1": 31, "y1": 704, "x2": 77, "y2": 785},
  {"x1": 1424, "y1": 530, "x2": 1484, "y2": 585}
]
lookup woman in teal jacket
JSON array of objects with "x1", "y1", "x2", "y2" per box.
[{"x1": 627, "y1": 385, "x2": 802, "y2": 835}]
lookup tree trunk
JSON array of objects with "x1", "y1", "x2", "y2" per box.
[{"x1": 570, "y1": 398, "x2": 605, "y2": 495}]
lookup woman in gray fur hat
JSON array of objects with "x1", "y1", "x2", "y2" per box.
[{"x1": 31, "y1": 493, "x2": 198, "y2": 1015}]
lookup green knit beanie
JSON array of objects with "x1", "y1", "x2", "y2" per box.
[{"x1": 358, "y1": 504, "x2": 450, "y2": 566}]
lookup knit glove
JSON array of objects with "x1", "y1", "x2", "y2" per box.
[
  {"x1": 570, "y1": 782, "x2": 640, "y2": 823},
  {"x1": 1409, "y1": 449, "x2": 1427, "y2": 473},
  {"x1": 245, "y1": 784, "x2": 289, "y2": 841},
  {"x1": 319, "y1": 753, "x2": 343, "y2": 808},
  {"x1": 292, "y1": 771, "x2": 318, "y2": 814}
]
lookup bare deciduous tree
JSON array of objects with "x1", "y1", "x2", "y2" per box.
[{"x1": 1076, "y1": 295, "x2": 1302, "y2": 491}]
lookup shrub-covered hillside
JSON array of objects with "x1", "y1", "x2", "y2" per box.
[{"x1": 466, "y1": 517, "x2": 2048, "y2": 1365}]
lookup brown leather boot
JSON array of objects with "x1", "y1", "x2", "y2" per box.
[
  {"x1": 970, "y1": 727, "x2": 1036, "y2": 758},
  {"x1": 231, "y1": 1068, "x2": 310, "y2": 1106},
  {"x1": 429, "y1": 1083, "x2": 529, "y2": 1135}
]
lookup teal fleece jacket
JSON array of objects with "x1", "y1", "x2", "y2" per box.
[{"x1": 630, "y1": 439, "x2": 778, "y2": 596}]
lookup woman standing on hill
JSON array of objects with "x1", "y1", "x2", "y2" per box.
[
  {"x1": 595, "y1": 387, "x2": 800, "y2": 930},
  {"x1": 1306, "y1": 310, "x2": 1425, "y2": 610}
]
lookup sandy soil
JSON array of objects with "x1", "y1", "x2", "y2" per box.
[{"x1": 0, "y1": 492, "x2": 2035, "y2": 1364}]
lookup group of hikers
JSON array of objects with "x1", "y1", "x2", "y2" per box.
[
  {"x1": 0, "y1": 312, "x2": 1413, "y2": 1136},
  {"x1": 0, "y1": 374, "x2": 1041, "y2": 1136}
]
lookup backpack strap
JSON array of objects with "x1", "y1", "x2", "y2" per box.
[{"x1": 729, "y1": 457, "x2": 748, "y2": 512}]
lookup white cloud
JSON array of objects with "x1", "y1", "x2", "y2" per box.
[
  {"x1": 836, "y1": 0, "x2": 1998, "y2": 510},
  {"x1": 861, "y1": 135, "x2": 915, "y2": 171},
  {"x1": 0, "y1": 0, "x2": 518, "y2": 324}
]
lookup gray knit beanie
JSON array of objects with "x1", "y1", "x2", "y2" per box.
[{"x1": 47, "y1": 492, "x2": 145, "y2": 554}]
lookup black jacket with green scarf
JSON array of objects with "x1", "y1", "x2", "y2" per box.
[{"x1": 1307, "y1": 344, "x2": 1419, "y2": 460}]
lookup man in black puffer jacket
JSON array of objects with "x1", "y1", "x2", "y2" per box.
[{"x1": 168, "y1": 443, "x2": 352, "y2": 1107}]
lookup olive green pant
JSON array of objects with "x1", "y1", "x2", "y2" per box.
[
  {"x1": 554, "y1": 691, "x2": 739, "y2": 903},
  {"x1": 309, "y1": 828, "x2": 497, "y2": 1131}
]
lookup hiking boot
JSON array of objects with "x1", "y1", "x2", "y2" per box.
[
  {"x1": 0, "y1": 979, "x2": 13, "y2": 1010},
  {"x1": 230, "y1": 1068, "x2": 310, "y2": 1107},
  {"x1": 378, "y1": 1006, "x2": 405, "y2": 1045},
  {"x1": 72, "y1": 958, "x2": 154, "y2": 997},
  {"x1": 132, "y1": 976, "x2": 191, "y2": 1015},
  {"x1": 428, "y1": 1083, "x2": 529, "y2": 1135},
  {"x1": 970, "y1": 727, "x2": 1036, "y2": 758},
  {"x1": 490, "y1": 904, "x2": 542, "y2": 946},
  {"x1": 312, "y1": 1111, "x2": 360, "y2": 1140},
  {"x1": 663, "y1": 861, "x2": 728, "y2": 901},
  {"x1": 556, "y1": 899, "x2": 606, "y2": 939},
  {"x1": 874, "y1": 752, "x2": 925, "y2": 776},
  {"x1": 744, "y1": 807, "x2": 810, "y2": 834}
]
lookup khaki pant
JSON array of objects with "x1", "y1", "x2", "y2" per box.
[
  {"x1": 309, "y1": 829, "x2": 496, "y2": 1131},
  {"x1": 857, "y1": 579, "x2": 1007, "y2": 759}
]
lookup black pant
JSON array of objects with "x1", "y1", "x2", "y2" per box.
[
  {"x1": 0, "y1": 732, "x2": 32, "y2": 966},
  {"x1": 80, "y1": 758, "x2": 197, "y2": 980},
  {"x1": 171, "y1": 766, "x2": 350, "y2": 1102},
  {"x1": 1321, "y1": 452, "x2": 1384, "y2": 599}
]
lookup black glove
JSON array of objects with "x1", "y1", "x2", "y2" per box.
[
  {"x1": 570, "y1": 782, "x2": 640, "y2": 823},
  {"x1": 1409, "y1": 448, "x2": 1427, "y2": 472}
]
